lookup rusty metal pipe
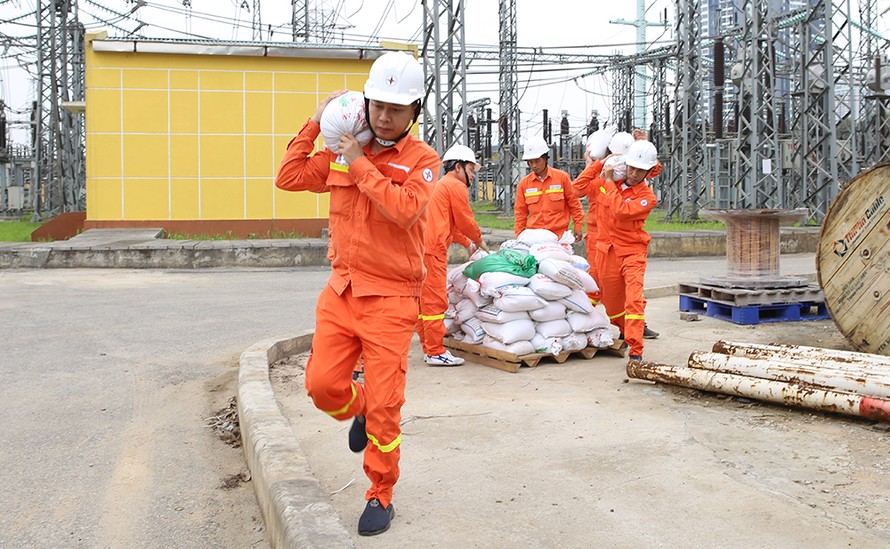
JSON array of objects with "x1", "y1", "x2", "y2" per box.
[
  {"x1": 688, "y1": 351, "x2": 890, "y2": 399},
  {"x1": 626, "y1": 361, "x2": 890, "y2": 422},
  {"x1": 712, "y1": 341, "x2": 890, "y2": 370}
]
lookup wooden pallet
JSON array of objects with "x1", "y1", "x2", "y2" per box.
[
  {"x1": 678, "y1": 281, "x2": 824, "y2": 307},
  {"x1": 443, "y1": 337, "x2": 627, "y2": 373},
  {"x1": 679, "y1": 294, "x2": 830, "y2": 325}
]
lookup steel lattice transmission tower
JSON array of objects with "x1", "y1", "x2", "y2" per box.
[
  {"x1": 666, "y1": 0, "x2": 708, "y2": 221},
  {"x1": 252, "y1": 0, "x2": 262, "y2": 40},
  {"x1": 420, "y1": 0, "x2": 468, "y2": 155},
  {"x1": 291, "y1": 0, "x2": 344, "y2": 43},
  {"x1": 732, "y1": 0, "x2": 782, "y2": 208},
  {"x1": 34, "y1": 0, "x2": 85, "y2": 218},
  {"x1": 497, "y1": 0, "x2": 520, "y2": 212},
  {"x1": 787, "y1": 0, "x2": 848, "y2": 221},
  {"x1": 859, "y1": 0, "x2": 890, "y2": 167},
  {"x1": 611, "y1": 64, "x2": 635, "y2": 131}
]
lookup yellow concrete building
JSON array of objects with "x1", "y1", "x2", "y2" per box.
[{"x1": 84, "y1": 33, "x2": 386, "y2": 237}]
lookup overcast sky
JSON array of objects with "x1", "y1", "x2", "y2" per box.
[{"x1": 2, "y1": 0, "x2": 888, "y2": 147}]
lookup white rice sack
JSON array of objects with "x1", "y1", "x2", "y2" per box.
[
  {"x1": 538, "y1": 258, "x2": 584, "y2": 290},
  {"x1": 527, "y1": 274, "x2": 572, "y2": 300},
  {"x1": 570, "y1": 255, "x2": 590, "y2": 271},
  {"x1": 535, "y1": 319, "x2": 572, "y2": 338},
  {"x1": 567, "y1": 308, "x2": 611, "y2": 332},
  {"x1": 482, "y1": 336, "x2": 536, "y2": 356},
  {"x1": 498, "y1": 239, "x2": 531, "y2": 253},
  {"x1": 559, "y1": 289, "x2": 595, "y2": 313},
  {"x1": 462, "y1": 278, "x2": 492, "y2": 307},
  {"x1": 493, "y1": 286, "x2": 547, "y2": 312},
  {"x1": 481, "y1": 319, "x2": 536, "y2": 344},
  {"x1": 529, "y1": 301, "x2": 568, "y2": 322},
  {"x1": 320, "y1": 91, "x2": 373, "y2": 154},
  {"x1": 447, "y1": 289, "x2": 464, "y2": 304},
  {"x1": 455, "y1": 298, "x2": 478, "y2": 323},
  {"x1": 529, "y1": 242, "x2": 573, "y2": 263},
  {"x1": 444, "y1": 318, "x2": 460, "y2": 336},
  {"x1": 576, "y1": 268, "x2": 599, "y2": 293},
  {"x1": 447, "y1": 262, "x2": 472, "y2": 293},
  {"x1": 517, "y1": 228, "x2": 559, "y2": 244},
  {"x1": 604, "y1": 154, "x2": 627, "y2": 181},
  {"x1": 460, "y1": 317, "x2": 486, "y2": 344},
  {"x1": 475, "y1": 304, "x2": 530, "y2": 324},
  {"x1": 587, "y1": 327, "x2": 614, "y2": 348},
  {"x1": 479, "y1": 271, "x2": 531, "y2": 298},
  {"x1": 561, "y1": 332, "x2": 588, "y2": 352},
  {"x1": 531, "y1": 333, "x2": 563, "y2": 356},
  {"x1": 470, "y1": 249, "x2": 490, "y2": 261},
  {"x1": 558, "y1": 231, "x2": 576, "y2": 246},
  {"x1": 445, "y1": 303, "x2": 457, "y2": 319},
  {"x1": 451, "y1": 331, "x2": 465, "y2": 342}
]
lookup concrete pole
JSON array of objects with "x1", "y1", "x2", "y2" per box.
[
  {"x1": 688, "y1": 351, "x2": 890, "y2": 399},
  {"x1": 712, "y1": 341, "x2": 890, "y2": 369},
  {"x1": 627, "y1": 361, "x2": 890, "y2": 422}
]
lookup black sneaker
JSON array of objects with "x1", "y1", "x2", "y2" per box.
[
  {"x1": 643, "y1": 325, "x2": 659, "y2": 339},
  {"x1": 348, "y1": 415, "x2": 367, "y2": 453},
  {"x1": 358, "y1": 498, "x2": 395, "y2": 536},
  {"x1": 628, "y1": 355, "x2": 643, "y2": 363}
]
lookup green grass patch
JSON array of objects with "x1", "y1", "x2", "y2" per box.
[
  {"x1": 0, "y1": 220, "x2": 43, "y2": 242},
  {"x1": 470, "y1": 205, "x2": 726, "y2": 233},
  {"x1": 644, "y1": 211, "x2": 724, "y2": 232},
  {"x1": 165, "y1": 229, "x2": 307, "y2": 240}
]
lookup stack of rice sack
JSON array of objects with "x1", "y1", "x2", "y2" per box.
[{"x1": 444, "y1": 228, "x2": 615, "y2": 358}]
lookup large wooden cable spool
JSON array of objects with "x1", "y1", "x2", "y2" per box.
[{"x1": 817, "y1": 163, "x2": 890, "y2": 356}]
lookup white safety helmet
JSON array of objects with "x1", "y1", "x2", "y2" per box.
[
  {"x1": 521, "y1": 136, "x2": 551, "y2": 160},
  {"x1": 442, "y1": 144, "x2": 480, "y2": 166},
  {"x1": 608, "y1": 132, "x2": 635, "y2": 155},
  {"x1": 364, "y1": 52, "x2": 424, "y2": 106},
  {"x1": 625, "y1": 140, "x2": 659, "y2": 170}
]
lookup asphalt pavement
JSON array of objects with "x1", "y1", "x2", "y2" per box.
[{"x1": 5, "y1": 230, "x2": 886, "y2": 549}]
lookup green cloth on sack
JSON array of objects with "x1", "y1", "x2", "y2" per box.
[{"x1": 462, "y1": 249, "x2": 538, "y2": 279}]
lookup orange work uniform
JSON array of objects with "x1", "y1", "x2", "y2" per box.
[
  {"x1": 513, "y1": 166, "x2": 585, "y2": 238},
  {"x1": 275, "y1": 118, "x2": 441, "y2": 508},
  {"x1": 418, "y1": 171, "x2": 483, "y2": 356},
  {"x1": 572, "y1": 159, "x2": 605, "y2": 287},
  {"x1": 596, "y1": 178, "x2": 657, "y2": 357}
]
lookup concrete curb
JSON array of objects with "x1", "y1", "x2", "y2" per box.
[
  {"x1": 0, "y1": 227, "x2": 820, "y2": 269},
  {"x1": 238, "y1": 331, "x2": 355, "y2": 549}
]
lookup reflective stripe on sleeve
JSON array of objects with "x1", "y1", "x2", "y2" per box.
[{"x1": 330, "y1": 162, "x2": 349, "y2": 173}]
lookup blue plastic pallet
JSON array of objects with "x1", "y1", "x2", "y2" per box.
[{"x1": 679, "y1": 294, "x2": 831, "y2": 325}]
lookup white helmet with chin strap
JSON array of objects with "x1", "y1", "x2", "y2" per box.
[
  {"x1": 521, "y1": 136, "x2": 551, "y2": 160},
  {"x1": 364, "y1": 51, "x2": 424, "y2": 105},
  {"x1": 364, "y1": 51, "x2": 425, "y2": 146},
  {"x1": 443, "y1": 144, "x2": 480, "y2": 166},
  {"x1": 625, "y1": 140, "x2": 658, "y2": 170}
]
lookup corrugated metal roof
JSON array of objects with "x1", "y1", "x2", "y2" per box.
[{"x1": 92, "y1": 37, "x2": 386, "y2": 60}]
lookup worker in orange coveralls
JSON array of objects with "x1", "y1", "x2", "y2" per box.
[
  {"x1": 576, "y1": 131, "x2": 661, "y2": 340},
  {"x1": 275, "y1": 51, "x2": 440, "y2": 537},
  {"x1": 571, "y1": 128, "x2": 618, "y2": 304},
  {"x1": 514, "y1": 135, "x2": 585, "y2": 241},
  {"x1": 596, "y1": 139, "x2": 659, "y2": 363},
  {"x1": 417, "y1": 144, "x2": 489, "y2": 367}
]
